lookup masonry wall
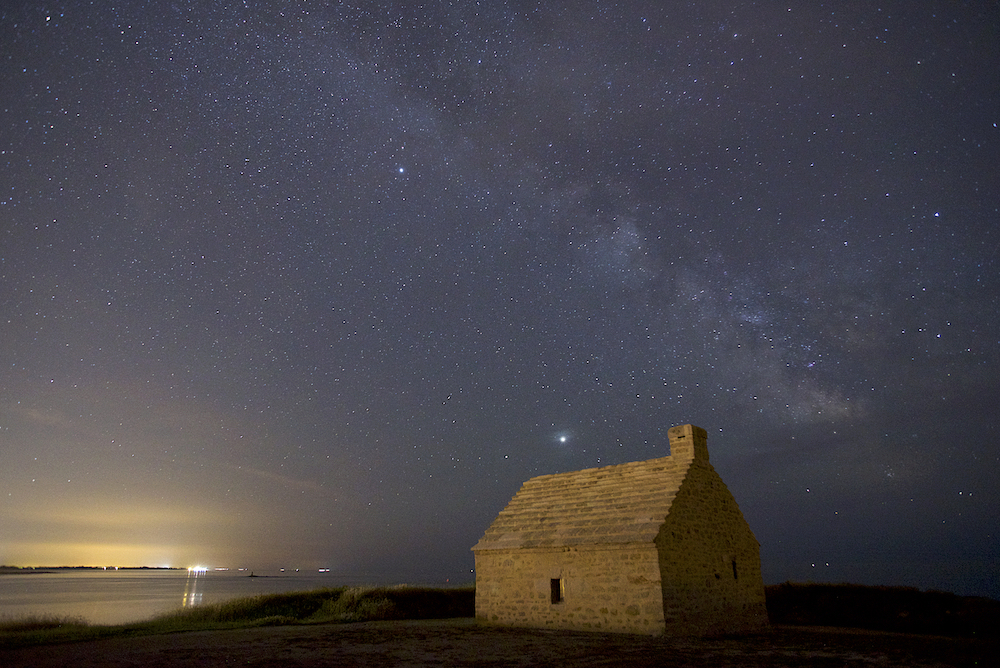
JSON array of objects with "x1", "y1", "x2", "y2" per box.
[
  {"x1": 654, "y1": 460, "x2": 769, "y2": 635},
  {"x1": 474, "y1": 544, "x2": 666, "y2": 634}
]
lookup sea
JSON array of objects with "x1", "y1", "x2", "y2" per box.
[{"x1": 0, "y1": 569, "x2": 401, "y2": 626}]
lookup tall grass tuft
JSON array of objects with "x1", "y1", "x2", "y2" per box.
[
  {"x1": 313, "y1": 587, "x2": 396, "y2": 621},
  {"x1": 0, "y1": 614, "x2": 88, "y2": 633}
]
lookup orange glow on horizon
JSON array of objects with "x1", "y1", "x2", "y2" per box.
[{"x1": 2, "y1": 541, "x2": 210, "y2": 569}]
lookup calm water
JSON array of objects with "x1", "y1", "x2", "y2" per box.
[{"x1": 0, "y1": 569, "x2": 390, "y2": 625}]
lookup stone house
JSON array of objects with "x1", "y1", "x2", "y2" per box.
[{"x1": 472, "y1": 424, "x2": 768, "y2": 635}]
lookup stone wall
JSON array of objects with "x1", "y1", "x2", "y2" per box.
[
  {"x1": 654, "y1": 459, "x2": 769, "y2": 635},
  {"x1": 474, "y1": 544, "x2": 666, "y2": 634}
]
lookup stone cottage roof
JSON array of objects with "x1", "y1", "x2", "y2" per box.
[{"x1": 473, "y1": 424, "x2": 709, "y2": 551}]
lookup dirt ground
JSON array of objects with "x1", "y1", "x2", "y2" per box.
[{"x1": 1, "y1": 618, "x2": 995, "y2": 667}]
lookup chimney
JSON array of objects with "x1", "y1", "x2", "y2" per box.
[{"x1": 667, "y1": 424, "x2": 709, "y2": 461}]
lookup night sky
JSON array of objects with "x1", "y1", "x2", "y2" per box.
[{"x1": 2, "y1": 2, "x2": 998, "y2": 598}]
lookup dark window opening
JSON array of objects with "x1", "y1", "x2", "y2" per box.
[
  {"x1": 732, "y1": 559, "x2": 738, "y2": 580},
  {"x1": 550, "y1": 578, "x2": 563, "y2": 604}
]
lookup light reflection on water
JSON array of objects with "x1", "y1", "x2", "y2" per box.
[
  {"x1": 0, "y1": 570, "x2": 395, "y2": 626},
  {"x1": 181, "y1": 569, "x2": 203, "y2": 607}
]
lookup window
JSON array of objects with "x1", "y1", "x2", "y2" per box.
[
  {"x1": 732, "y1": 559, "x2": 738, "y2": 580},
  {"x1": 550, "y1": 578, "x2": 564, "y2": 604}
]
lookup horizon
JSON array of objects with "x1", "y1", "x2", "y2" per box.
[{"x1": 3, "y1": 564, "x2": 998, "y2": 604}]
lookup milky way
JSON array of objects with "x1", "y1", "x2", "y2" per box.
[{"x1": 2, "y1": 2, "x2": 997, "y2": 598}]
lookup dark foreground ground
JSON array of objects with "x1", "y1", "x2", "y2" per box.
[{"x1": 1, "y1": 618, "x2": 996, "y2": 668}]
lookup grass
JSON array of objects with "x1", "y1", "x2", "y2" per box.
[
  {"x1": 0, "y1": 585, "x2": 475, "y2": 649},
  {"x1": 765, "y1": 582, "x2": 1000, "y2": 638},
  {"x1": 3, "y1": 582, "x2": 997, "y2": 649}
]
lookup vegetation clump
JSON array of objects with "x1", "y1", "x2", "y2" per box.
[
  {"x1": 765, "y1": 582, "x2": 1000, "y2": 638},
  {"x1": 0, "y1": 614, "x2": 88, "y2": 633}
]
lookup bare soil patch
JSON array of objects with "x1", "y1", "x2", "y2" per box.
[{"x1": 1, "y1": 619, "x2": 995, "y2": 667}]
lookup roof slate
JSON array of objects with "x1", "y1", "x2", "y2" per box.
[{"x1": 473, "y1": 451, "x2": 695, "y2": 551}]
